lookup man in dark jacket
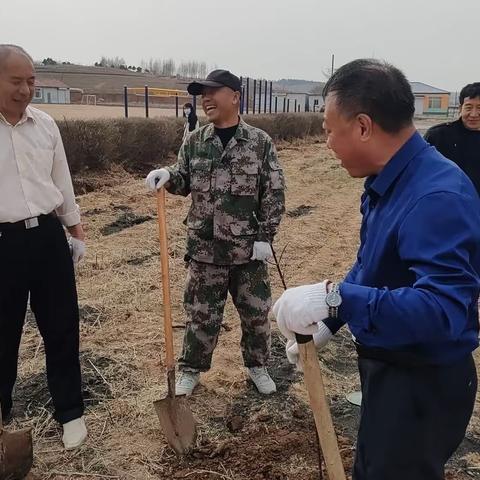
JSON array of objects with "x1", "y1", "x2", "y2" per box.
[{"x1": 425, "y1": 82, "x2": 480, "y2": 194}]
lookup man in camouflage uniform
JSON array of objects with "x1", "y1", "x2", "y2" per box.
[{"x1": 146, "y1": 70, "x2": 285, "y2": 395}]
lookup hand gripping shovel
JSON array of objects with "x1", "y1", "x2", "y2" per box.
[
  {"x1": 0, "y1": 404, "x2": 33, "y2": 480},
  {"x1": 153, "y1": 188, "x2": 197, "y2": 455}
]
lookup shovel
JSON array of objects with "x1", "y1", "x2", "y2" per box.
[
  {"x1": 296, "y1": 333, "x2": 346, "y2": 480},
  {"x1": 269, "y1": 242, "x2": 345, "y2": 480},
  {"x1": 0, "y1": 404, "x2": 33, "y2": 480},
  {"x1": 153, "y1": 188, "x2": 197, "y2": 455}
]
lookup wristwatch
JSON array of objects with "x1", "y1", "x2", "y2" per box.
[{"x1": 325, "y1": 282, "x2": 342, "y2": 318}]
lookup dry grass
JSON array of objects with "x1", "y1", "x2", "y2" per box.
[{"x1": 9, "y1": 138, "x2": 479, "y2": 480}]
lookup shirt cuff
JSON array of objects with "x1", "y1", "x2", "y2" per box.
[
  {"x1": 323, "y1": 316, "x2": 345, "y2": 335},
  {"x1": 56, "y1": 209, "x2": 81, "y2": 227},
  {"x1": 339, "y1": 281, "x2": 376, "y2": 333}
]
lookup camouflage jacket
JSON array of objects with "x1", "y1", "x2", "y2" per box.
[{"x1": 165, "y1": 119, "x2": 285, "y2": 265}]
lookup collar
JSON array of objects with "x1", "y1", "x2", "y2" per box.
[
  {"x1": 367, "y1": 131, "x2": 427, "y2": 200},
  {"x1": 0, "y1": 106, "x2": 36, "y2": 126},
  {"x1": 205, "y1": 117, "x2": 249, "y2": 142}
]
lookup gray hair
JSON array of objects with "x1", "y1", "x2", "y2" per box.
[{"x1": 0, "y1": 44, "x2": 34, "y2": 71}]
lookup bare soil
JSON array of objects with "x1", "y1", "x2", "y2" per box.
[{"x1": 9, "y1": 138, "x2": 479, "y2": 479}]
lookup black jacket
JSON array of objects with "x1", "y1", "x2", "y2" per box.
[{"x1": 424, "y1": 119, "x2": 480, "y2": 195}]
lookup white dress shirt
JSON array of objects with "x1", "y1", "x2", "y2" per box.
[{"x1": 0, "y1": 106, "x2": 80, "y2": 226}]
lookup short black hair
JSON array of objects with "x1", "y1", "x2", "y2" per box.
[
  {"x1": 323, "y1": 59, "x2": 415, "y2": 133},
  {"x1": 459, "y1": 83, "x2": 480, "y2": 105}
]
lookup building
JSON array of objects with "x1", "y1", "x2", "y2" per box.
[
  {"x1": 32, "y1": 78, "x2": 71, "y2": 104},
  {"x1": 410, "y1": 82, "x2": 450, "y2": 116}
]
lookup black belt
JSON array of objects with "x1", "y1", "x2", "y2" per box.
[
  {"x1": 0, "y1": 212, "x2": 56, "y2": 232},
  {"x1": 354, "y1": 341, "x2": 435, "y2": 368}
]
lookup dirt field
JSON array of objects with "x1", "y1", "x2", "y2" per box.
[{"x1": 10, "y1": 138, "x2": 479, "y2": 479}]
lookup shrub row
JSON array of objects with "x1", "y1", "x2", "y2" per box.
[{"x1": 58, "y1": 113, "x2": 324, "y2": 174}]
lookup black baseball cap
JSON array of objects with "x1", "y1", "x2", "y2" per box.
[{"x1": 187, "y1": 69, "x2": 241, "y2": 96}]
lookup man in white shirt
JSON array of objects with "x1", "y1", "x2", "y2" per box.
[{"x1": 0, "y1": 45, "x2": 87, "y2": 450}]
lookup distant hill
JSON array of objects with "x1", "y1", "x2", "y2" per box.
[
  {"x1": 34, "y1": 65, "x2": 326, "y2": 97},
  {"x1": 34, "y1": 64, "x2": 188, "y2": 94}
]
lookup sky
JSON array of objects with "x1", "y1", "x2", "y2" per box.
[{"x1": 0, "y1": 0, "x2": 478, "y2": 92}]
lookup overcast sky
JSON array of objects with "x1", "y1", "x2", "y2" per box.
[{"x1": 0, "y1": 0, "x2": 477, "y2": 91}]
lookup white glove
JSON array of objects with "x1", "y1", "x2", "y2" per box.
[
  {"x1": 285, "y1": 322, "x2": 333, "y2": 367},
  {"x1": 251, "y1": 241, "x2": 273, "y2": 261},
  {"x1": 69, "y1": 237, "x2": 86, "y2": 264},
  {"x1": 272, "y1": 280, "x2": 330, "y2": 337},
  {"x1": 145, "y1": 168, "x2": 170, "y2": 191}
]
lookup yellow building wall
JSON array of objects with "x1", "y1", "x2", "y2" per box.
[{"x1": 423, "y1": 94, "x2": 450, "y2": 112}]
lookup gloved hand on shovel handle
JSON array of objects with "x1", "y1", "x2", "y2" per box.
[
  {"x1": 285, "y1": 323, "x2": 333, "y2": 370},
  {"x1": 272, "y1": 280, "x2": 333, "y2": 368},
  {"x1": 146, "y1": 168, "x2": 170, "y2": 191}
]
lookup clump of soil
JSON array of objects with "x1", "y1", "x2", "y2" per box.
[
  {"x1": 287, "y1": 205, "x2": 316, "y2": 218},
  {"x1": 127, "y1": 253, "x2": 158, "y2": 266},
  {"x1": 100, "y1": 210, "x2": 153, "y2": 235}
]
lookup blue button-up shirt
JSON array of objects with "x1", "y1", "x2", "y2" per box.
[{"x1": 333, "y1": 132, "x2": 480, "y2": 365}]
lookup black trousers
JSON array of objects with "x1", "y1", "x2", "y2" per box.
[
  {"x1": 0, "y1": 216, "x2": 84, "y2": 424},
  {"x1": 353, "y1": 353, "x2": 477, "y2": 480}
]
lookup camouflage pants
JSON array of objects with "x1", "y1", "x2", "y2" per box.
[{"x1": 179, "y1": 259, "x2": 272, "y2": 372}]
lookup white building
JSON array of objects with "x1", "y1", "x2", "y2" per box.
[{"x1": 32, "y1": 78, "x2": 71, "y2": 104}]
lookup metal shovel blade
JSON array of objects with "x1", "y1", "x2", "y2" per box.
[
  {"x1": 0, "y1": 427, "x2": 33, "y2": 480},
  {"x1": 154, "y1": 394, "x2": 197, "y2": 455}
]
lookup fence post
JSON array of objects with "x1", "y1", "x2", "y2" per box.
[
  {"x1": 287, "y1": 98, "x2": 290, "y2": 113},
  {"x1": 294, "y1": 99, "x2": 297, "y2": 113},
  {"x1": 253, "y1": 79, "x2": 257, "y2": 114},
  {"x1": 175, "y1": 94, "x2": 179, "y2": 117},
  {"x1": 264, "y1": 80, "x2": 267, "y2": 113},
  {"x1": 145, "y1": 85, "x2": 149, "y2": 118},
  {"x1": 239, "y1": 76, "x2": 244, "y2": 114},
  {"x1": 123, "y1": 85, "x2": 128, "y2": 118},
  {"x1": 269, "y1": 81, "x2": 273, "y2": 113},
  {"x1": 240, "y1": 85, "x2": 245, "y2": 115},
  {"x1": 258, "y1": 80, "x2": 262, "y2": 114},
  {"x1": 246, "y1": 77, "x2": 250, "y2": 114},
  {"x1": 283, "y1": 97, "x2": 286, "y2": 113},
  {"x1": 275, "y1": 96, "x2": 278, "y2": 113}
]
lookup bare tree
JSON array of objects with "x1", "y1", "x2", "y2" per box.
[
  {"x1": 161, "y1": 58, "x2": 176, "y2": 76},
  {"x1": 97, "y1": 56, "x2": 126, "y2": 68}
]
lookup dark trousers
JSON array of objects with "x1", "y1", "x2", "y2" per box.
[
  {"x1": 0, "y1": 216, "x2": 84, "y2": 424},
  {"x1": 353, "y1": 353, "x2": 477, "y2": 480}
]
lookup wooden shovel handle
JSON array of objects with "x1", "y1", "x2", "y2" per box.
[
  {"x1": 157, "y1": 188, "x2": 174, "y2": 371},
  {"x1": 296, "y1": 334, "x2": 347, "y2": 480}
]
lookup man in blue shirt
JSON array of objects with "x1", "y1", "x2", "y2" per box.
[{"x1": 272, "y1": 59, "x2": 479, "y2": 480}]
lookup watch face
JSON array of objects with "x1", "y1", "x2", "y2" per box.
[{"x1": 327, "y1": 291, "x2": 342, "y2": 308}]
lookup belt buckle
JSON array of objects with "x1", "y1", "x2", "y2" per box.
[{"x1": 24, "y1": 217, "x2": 39, "y2": 229}]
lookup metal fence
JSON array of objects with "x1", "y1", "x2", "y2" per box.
[{"x1": 123, "y1": 80, "x2": 321, "y2": 118}]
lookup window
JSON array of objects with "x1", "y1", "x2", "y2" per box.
[
  {"x1": 428, "y1": 96, "x2": 442, "y2": 110},
  {"x1": 34, "y1": 88, "x2": 42, "y2": 99}
]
